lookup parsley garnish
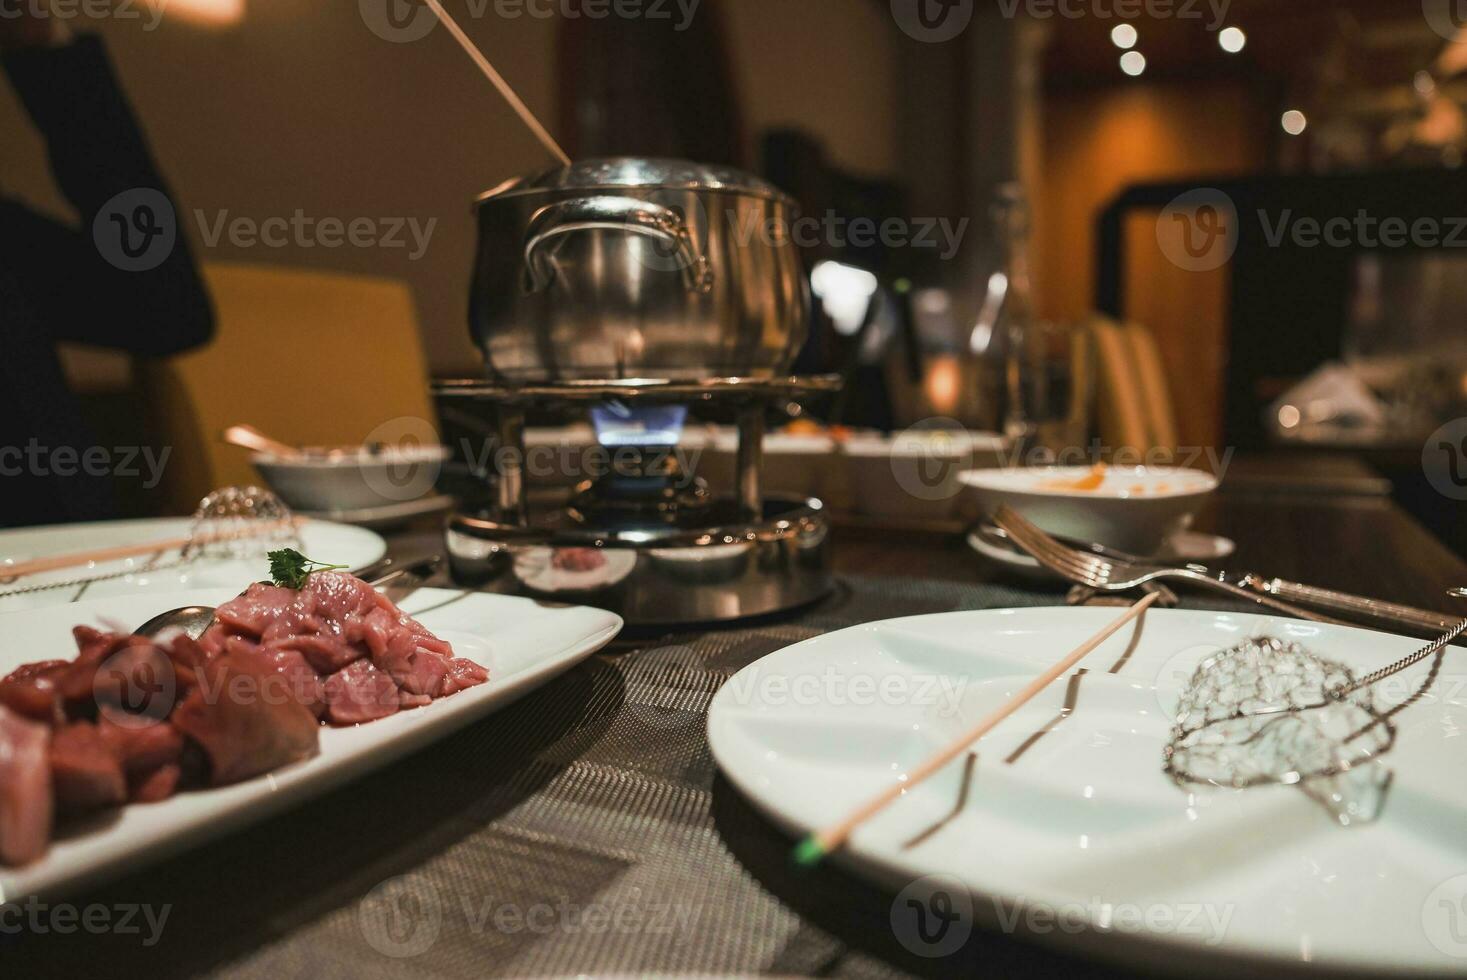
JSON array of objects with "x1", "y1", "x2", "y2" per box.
[{"x1": 267, "y1": 548, "x2": 348, "y2": 589}]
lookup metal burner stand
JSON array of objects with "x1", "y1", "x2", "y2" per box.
[{"x1": 434, "y1": 376, "x2": 841, "y2": 625}]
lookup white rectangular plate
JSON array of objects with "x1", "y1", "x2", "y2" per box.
[{"x1": 0, "y1": 586, "x2": 622, "y2": 901}]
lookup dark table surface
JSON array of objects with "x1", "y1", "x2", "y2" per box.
[
  {"x1": 829, "y1": 490, "x2": 1467, "y2": 610},
  {"x1": 8, "y1": 459, "x2": 1466, "y2": 978}
]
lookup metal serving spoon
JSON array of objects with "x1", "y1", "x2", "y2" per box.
[{"x1": 133, "y1": 556, "x2": 442, "y2": 641}]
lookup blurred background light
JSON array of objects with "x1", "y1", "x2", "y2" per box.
[
  {"x1": 810, "y1": 260, "x2": 879, "y2": 336},
  {"x1": 1219, "y1": 27, "x2": 1247, "y2": 54},
  {"x1": 168, "y1": 0, "x2": 246, "y2": 26}
]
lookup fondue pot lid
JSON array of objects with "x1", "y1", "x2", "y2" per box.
[{"x1": 476, "y1": 157, "x2": 794, "y2": 205}]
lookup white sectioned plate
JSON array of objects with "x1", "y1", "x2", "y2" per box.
[
  {"x1": 0, "y1": 517, "x2": 386, "y2": 614},
  {"x1": 0, "y1": 587, "x2": 622, "y2": 901},
  {"x1": 707, "y1": 607, "x2": 1467, "y2": 975}
]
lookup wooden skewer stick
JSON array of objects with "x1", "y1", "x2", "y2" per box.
[
  {"x1": 793, "y1": 590, "x2": 1162, "y2": 866},
  {"x1": 221, "y1": 424, "x2": 302, "y2": 460},
  {"x1": 420, "y1": 0, "x2": 572, "y2": 167},
  {"x1": 2, "y1": 519, "x2": 299, "y2": 580}
]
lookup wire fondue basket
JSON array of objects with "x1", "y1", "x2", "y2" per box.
[{"x1": 1164, "y1": 591, "x2": 1467, "y2": 824}]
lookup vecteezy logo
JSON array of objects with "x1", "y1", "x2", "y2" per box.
[
  {"x1": 1156, "y1": 188, "x2": 1239, "y2": 273},
  {"x1": 1424, "y1": 418, "x2": 1467, "y2": 501},
  {"x1": 890, "y1": 0, "x2": 973, "y2": 43},
  {"x1": 360, "y1": 415, "x2": 445, "y2": 502},
  {"x1": 890, "y1": 874, "x2": 972, "y2": 957},
  {"x1": 93, "y1": 188, "x2": 176, "y2": 272},
  {"x1": 1422, "y1": 873, "x2": 1467, "y2": 957},
  {"x1": 1152, "y1": 643, "x2": 1228, "y2": 717},
  {"x1": 889, "y1": 418, "x2": 974, "y2": 502},
  {"x1": 626, "y1": 188, "x2": 711, "y2": 283},
  {"x1": 1423, "y1": 0, "x2": 1467, "y2": 42},
  {"x1": 358, "y1": 876, "x2": 442, "y2": 958},
  {"x1": 361, "y1": 0, "x2": 437, "y2": 43},
  {"x1": 93, "y1": 642, "x2": 178, "y2": 731}
]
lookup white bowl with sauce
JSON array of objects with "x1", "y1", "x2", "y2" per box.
[{"x1": 957, "y1": 464, "x2": 1218, "y2": 555}]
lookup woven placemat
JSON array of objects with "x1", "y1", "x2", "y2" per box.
[{"x1": 6, "y1": 575, "x2": 1255, "y2": 978}]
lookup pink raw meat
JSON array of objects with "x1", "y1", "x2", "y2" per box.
[
  {"x1": 130, "y1": 764, "x2": 181, "y2": 803},
  {"x1": 322, "y1": 659, "x2": 400, "y2": 725},
  {"x1": 0, "y1": 569, "x2": 488, "y2": 868},
  {"x1": 442, "y1": 658, "x2": 489, "y2": 696},
  {"x1": 0, "y1": 706, "x2": 53, "y2": 866},
  {"x1": 50, "y1": 721, "x2": 127, "y2": 813},
  {"x1": 208, "y1": 571, "x2": 482, "y2": 707},
  {"x1": 172, "y1": 649, "x2": 320, "y2": 786},
  {"x1": 207, "y1": 583, "x2": 298, "y2": 640},
  {"x1": 0, "y1": 660, "x2": 66, "y2": 724}
]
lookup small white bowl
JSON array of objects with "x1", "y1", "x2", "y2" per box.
[
  {"x1": 253, "y1": 445, "x2": 450, "y2": 512},
  {"x1": 957, "y1": 465, "x2": 1218, "y2": 555}
]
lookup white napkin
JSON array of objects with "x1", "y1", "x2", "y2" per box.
[{"x1": 1268, "y1": 361, "x2": 1387, "y2": 435}]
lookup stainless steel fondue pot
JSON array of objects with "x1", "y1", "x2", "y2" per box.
[{"x1": 470, "y1": 158, "x2": 810, "y2": 382}]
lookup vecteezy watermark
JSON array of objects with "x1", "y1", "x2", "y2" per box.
[
  {"x1": 889, "y1": 876, "x2": 1234, "y2": 958},
  {"x1": 1157, "y1": 188, "x2": 1239, "y2": 273},
  {"x1": 92, "y1": 190, "x2": 439, "y2": 269},
  {"x1": 994, "y1": 895, "x2": 1235, "y2": 946},
  {"x1": 894, "y1": 0, "x2": 1231, "y2": 42},
  {"x1": 94, "y1": 640, "x2": 180, "y2": 732},
  {"x1": 0, "y1": 897, "x2": 171, "y2": 946},
  {"x1": 357, "y1": 876, "x2": 703, "y2": 957},
  {"x1": 358, "y1": 876, "x2": 444, "y2": 958},
  {"x1": 998, "y1": 0, "x2": 1230, "y2": 26},
  {"x1": 890, "y1": 0, "x2": 974, "y2": 43},
  {"x1": 1005, "y1": 441, "x2": 1236, "y2": 476},
  {"x1": 626, "y1": 203, "x2": 971, "y2": 278},
  {"x1": 1423, "y1": 0, "x2": 1467, "y2": 43},
  {"x1": 0, "y1": 440, "x2": 171, "y2": 489},
  {"x1": 463, "y1": 439, "x2": 705, "y2": 489},
  {"x1": 887, "y1": 417, "x2": 981, "y2": 503},
  {"x1": 360, "y1": 0, "x2": 701, "y2": 43},
  {"x1": 194, "y1": 210, "x2": 438, "y2": 261},
  {"x1": 731, "y1": 209, "x2": 969, "y2": 261},
  {"x1": 359, "y1": 0, "x2": 437, "y2": 42},
  {"x1": 891, "y1": 875, "x2": 974, "y2": 957},
  {"x1": 1014, "y1": 0, "x2": 1230, "y2": 27},
  {"x1": 360, "y1": 416, "x2": 447, "y2": 503},
  {"x1": 94, "y1": 188, "x2": 177, "y2": 273},
  {"x1": 1423, "y1": 872, "x2": 1467, "y2": 958},
  {"x1": 1257, "y1": 210, "x2": 1467, "y2": 250},
  {"x1": 0, "y1": 0, "x2": 167, "y2": 33},
  {"x1": 1159, "y1": 188, "x2": 1467, "y2": 272},
  {"x1": 718, "y1": 664, "x2": 968, "y2": 717},
  {"x1": 1424, "y1": 418, "x2": 1467, "y2": 502}
]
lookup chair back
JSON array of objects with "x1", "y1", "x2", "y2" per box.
[
  {"x1": 139, "y1": 262, "x2": 438, "y2": 513},
  {"x1": 1090, "y1": 316, "x2": 1180, "y2": 460}
]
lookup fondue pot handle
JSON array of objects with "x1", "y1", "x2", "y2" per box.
[{"x1": 522, "y1": 195, "x2": 714, "y2": 294}]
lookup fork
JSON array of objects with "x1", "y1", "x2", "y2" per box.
[{"x1": 991, "y1": 505, "x2": 1356, "y2": 626}]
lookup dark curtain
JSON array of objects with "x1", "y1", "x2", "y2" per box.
[{"x1": 556, "y1": 0, "x2": 745, "y2": 165}]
